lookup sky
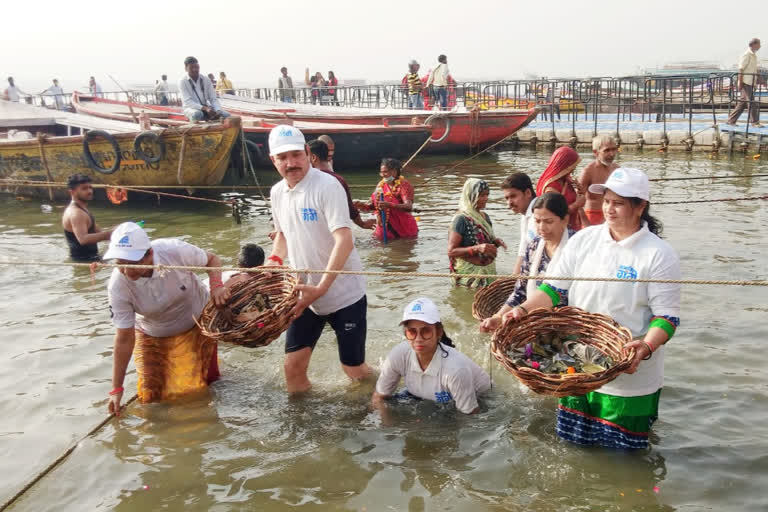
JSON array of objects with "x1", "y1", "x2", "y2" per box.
[{"x1": 2, "y1": 0, "x2": 767, "y2": 91}]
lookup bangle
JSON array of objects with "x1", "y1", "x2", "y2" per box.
[
  {"x1": 642, "y1": 341, "x2": 654, "y2": 360},
  {"x1": 517, "y1": 305, "x2": 529, "y2": 315},
  {"x1": 211, "y1": 283, "x2": 224, "y2": 290},
  {"x1": 468, "y1": 247, "x2": 475, "y2": 257},
  {"x1": 268, "y1": 255, "x2": 283, "y2": 265},
  {"x1": 109, "y1": 387, "x2": 124, "y2": 396}
]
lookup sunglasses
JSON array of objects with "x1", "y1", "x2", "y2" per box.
[{"x1": 404, "y1": 326, "x2": 435, "y2": 340}]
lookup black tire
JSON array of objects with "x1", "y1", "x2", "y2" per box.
[
  {"x1": 83, "y1": 130, "x2": 121, "y2": 174},
  {"x1": 244, "y1": 139, "x2": 264, "y2": 165},
  {"x1": 133, "y1": 131, "x2": 166, "y2": 164}
]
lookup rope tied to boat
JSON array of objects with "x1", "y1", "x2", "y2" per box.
[
  {"x1": 36, "y1": 133, "x2": 55, "y2": 201},
  {"x1": 2, "y1": 260, "x2": 766, "y2": 287}
]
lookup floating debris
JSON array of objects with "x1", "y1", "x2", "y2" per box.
[{"x1": 506, "y1": 332, "x2": 614, "y2": 375}]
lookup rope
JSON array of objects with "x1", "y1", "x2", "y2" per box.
[
  {"x1": 411, "y1": 194, "x2": 768, "y2": 213},
  {"x1": 401, "y1": 136, "x2": 433, "y2": 170},
  {"x1": 0, "y1": 179, "x2": 235, "y2": 206},
  {"x1": 3, "y1": 174, "x2": 767, "y2": 192},
  {"x1": 174, "y1": 126, "x2": 197, "y2": 186},
  {"x1": 239, "y1": 128, "x2": 269, "y2": 205},
  {"x1": 0, "y1": 393, "x2": 138, "y2": 512},
  {"x1": 36, "y1": 134, "x2": 54, "y2": 201},
  {"x1": 2, "y1": 260, "x2": 765, "y2": 286}
]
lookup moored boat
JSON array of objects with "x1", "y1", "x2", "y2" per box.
[
  {"x1": 0, "y1": 100, "x2": 240, "y2": 199},
  {"x1": 72, "y1": 93, "x2": 434, "y2": 170},
  {"x1": 218, "y1": 94, "x2": 539, "y2": 154}
]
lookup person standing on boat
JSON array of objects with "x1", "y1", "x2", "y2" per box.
[
  {"x1": 88, "y1": 76, "x2": 104, "y2": 98},
  {"x1": 448, "y1": 178, "x2": 506, "y2": 288},
  {"x1": 42, "y1": 79, "x2": 65, "y2": 109},
  {"x1": 727, "y1": 38, "x2": 763, "y2": 128},
  {"x1": 500, "y1": 168, "x2": 681, "y2": 450},
  {"x1": 373, "y1": 298, "x2": 491, "y2": 415},
  {"x1": 216, "y1": 72, "x2": 234, "y2": 95},
  {"x1": 61, "y1": 174, "x2": 113, "y2": 261},
  {"x1": 104, "y1": 222, "x2": 230, "y2": 413},
  {"x1": 154, "y1": 75, "x2": 170, "y2": 106},
  {"x1": 266, "y1": 125, "x2": 372, "y2": 393},
  {"x1": 4, "y1": 77, "x2": 30, "y2": 102},
  {"x1": 308, "y1": 139, "x2": 376, "y2": 230},
  {"x1": 356, "y1": 158, "x2": 419, "y2": 241},
  {"x1": 327, "y1": 71, "x2": 339, "y2": 105},
  {"x1": 501, "y1": 172, "x2": 537, "y2": 276},
  {"x1": 579, "y1": 135, "x2": 619, "y2": 226},
  {"x1": 427, "y1": 55, "x2": 449, "y2": 110},
  {"x1": 278, "y1": 67, "x2": 295, "y2": 103},
  {"x1": 179, "y1": 56, "x2": 230, "y2": 122},
  {"x1": 403, "y1": 60, "x2": 424, "y2": 110}
]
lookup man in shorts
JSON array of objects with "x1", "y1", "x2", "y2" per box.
[{"x1": 265, "y1": 125, "x2": 371, "y2": 393}]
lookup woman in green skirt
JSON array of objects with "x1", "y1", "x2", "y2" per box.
[{"x1": 499, "y1": 168, "x2": 681, "y2": 449}]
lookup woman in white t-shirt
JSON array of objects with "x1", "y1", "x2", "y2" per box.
[
  {"x1": 373, "y1": 298, "x2": 491, "y2": 415},
  {"x1": 500, "y1": 168, "x2": 681, "y2": 450}
]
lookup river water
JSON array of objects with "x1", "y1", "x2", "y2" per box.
[{"x1": 1, "y1": 149, "x2": 766, "y2": 512}]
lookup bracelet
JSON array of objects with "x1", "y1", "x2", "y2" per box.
[
  {"x1": 517, "y1": 305, "x2": 529, "y2": 315},
  {"x1": 468, "y1": 247, "x2": 475, "y2": 257},
  {"x1": 211, "y1": 283, "x2": 225, "y2": 290},
  {"x1": 642, "y1": 341, "x2": 654, "y2": 360},
  {"x1": 109, "y1": 387, "x2": 124, "y2": 396},
  {"x1": 267, "y1": 255, "x2": 283, "y2": 265}
]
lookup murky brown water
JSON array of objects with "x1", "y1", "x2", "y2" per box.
[{"x1": 1, "y1": 149, "x2": 767, "y2": 511}]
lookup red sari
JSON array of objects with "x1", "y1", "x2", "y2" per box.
[
  {"x1": 367, "y1": 177, "x2": 419, "y2": 240},
  {"x1": 536, "y1": 146, "x2": 582, "y2": 230}
]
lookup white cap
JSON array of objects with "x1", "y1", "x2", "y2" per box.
[
  {"x1": 400, "y1": 298, "x2": 441, "y2": 325},
  {"x1": 588, "y1": 167, "x2": 650, "y2": 201},
  {"x1": 103, "y1": 222, "x2": 151, "y2": 261},
  {"x1": 268, "y1": 125, "x2": 306, "y2": 156}
]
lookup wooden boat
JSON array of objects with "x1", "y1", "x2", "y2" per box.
[
  {"x1": 217, "y1": 94, "x2": 539, "y2": 154},
  {"x1": 72, "y1": 93, "x2": 433, "y2": 170},
  {"x1": 0, "y1": 99, "x2": 240, "y2": 199}
]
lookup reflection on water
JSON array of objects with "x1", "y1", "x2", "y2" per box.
[{"x1": 1, "y1": 149, "x2": 767, "y2": 511}]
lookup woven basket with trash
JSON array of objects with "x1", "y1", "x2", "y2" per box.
[
  {"x1": 197, "y1": 267, "x2": 299, "y2": 348},
  {"x1": 490, "y1": 306, "x2": 635, "y2": 397}
]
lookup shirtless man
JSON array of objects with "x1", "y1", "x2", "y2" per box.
[
  {"x1": 61, "y1": 174, "x2": 112, "y2": 261},
  {"x1": 578, "y1": 135, "x2": 619, "y2": 225}
]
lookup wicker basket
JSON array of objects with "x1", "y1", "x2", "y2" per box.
[
  {"x1": 197, "y1": 267, "x2": 299, "y2": 348},
  {"x1": 472, "y1": 277, "x2": 517, "y2": 320},
  {"x1": 490, "y1": 306, "x2": 634, "y2": 397}
]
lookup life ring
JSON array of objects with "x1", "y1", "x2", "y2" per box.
[
  {"x1": 82, "y1": 130, "x2": 121, "y2": 174},
  {"x1": 133, "y1": 131, "x2": 166, "y2": 164},
  {"x1": 424, "y1": 113, "x2": 452, "y2": 143}
]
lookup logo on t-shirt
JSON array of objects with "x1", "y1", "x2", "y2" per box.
[
  {"x1": 616, "y1": 265, "x2": 638, "y2": 280},
  {"x1": 301, "y1": 208, "x2": 318, "y2": 222},
  {"x1": 435, "y1": 390, "x2": 453, "y2": 403}
]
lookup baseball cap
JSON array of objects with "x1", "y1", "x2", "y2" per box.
[
  {"x1": 268, "y1": 125, "x2": 306, "y2": 156},
  {"x1": 103, "y1": 222, "x2": 151, "y2": 261},
  {"x1": 400, "y1": 298, "x2": 441, "y2": 325},
  {"x1": 588, "y1": 167, "x2": 650, "y2": 201}
]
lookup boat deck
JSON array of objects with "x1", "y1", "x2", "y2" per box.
[{"x1": 0, "y1": 100, "x2": 143, "y2": 134}]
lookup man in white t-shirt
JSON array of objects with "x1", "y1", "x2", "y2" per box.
[
  {"x1": 265, "y1": 125, "x2": 371, "y2": 393},
  {"x1": 103, "y1": 222, "x2": 230, "y2": 414},
  {"x1": 179, "y1": 56, "x2": 230, "y2": 122},
  {"x1": 42, "y1": 79, "x2": 65, "y2": 109},
  {"x1": 500, "y1": 172, "x2": 537, "y2": 275},
  {"x1": 3, "y1": 77, "x2": 28, "y2": 102},
  {"x1": 89, "y1": 76, "x2": 104, "y2": 98}
]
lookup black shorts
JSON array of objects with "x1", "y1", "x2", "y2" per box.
[{"x1": 285, "y1": 295, "x2": 367, "y2": 366}]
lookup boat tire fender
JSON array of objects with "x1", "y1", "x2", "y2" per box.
[
  {"x1": 244, "y1": 139, "x2": 264, "y2": 165},
  {"x1": 425, "y1": 114, "x2": 451, "y2": 143},
  {"x1": 133, "y1": 131, "x2": 166, "y2": 164},
  {"x1": 83, "y1": 130, "x2": 121, "y2": 174}
]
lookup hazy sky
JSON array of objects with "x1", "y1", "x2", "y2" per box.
[{"x1": 3, "y1": 0, "x2": 767, "y2": 91}]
